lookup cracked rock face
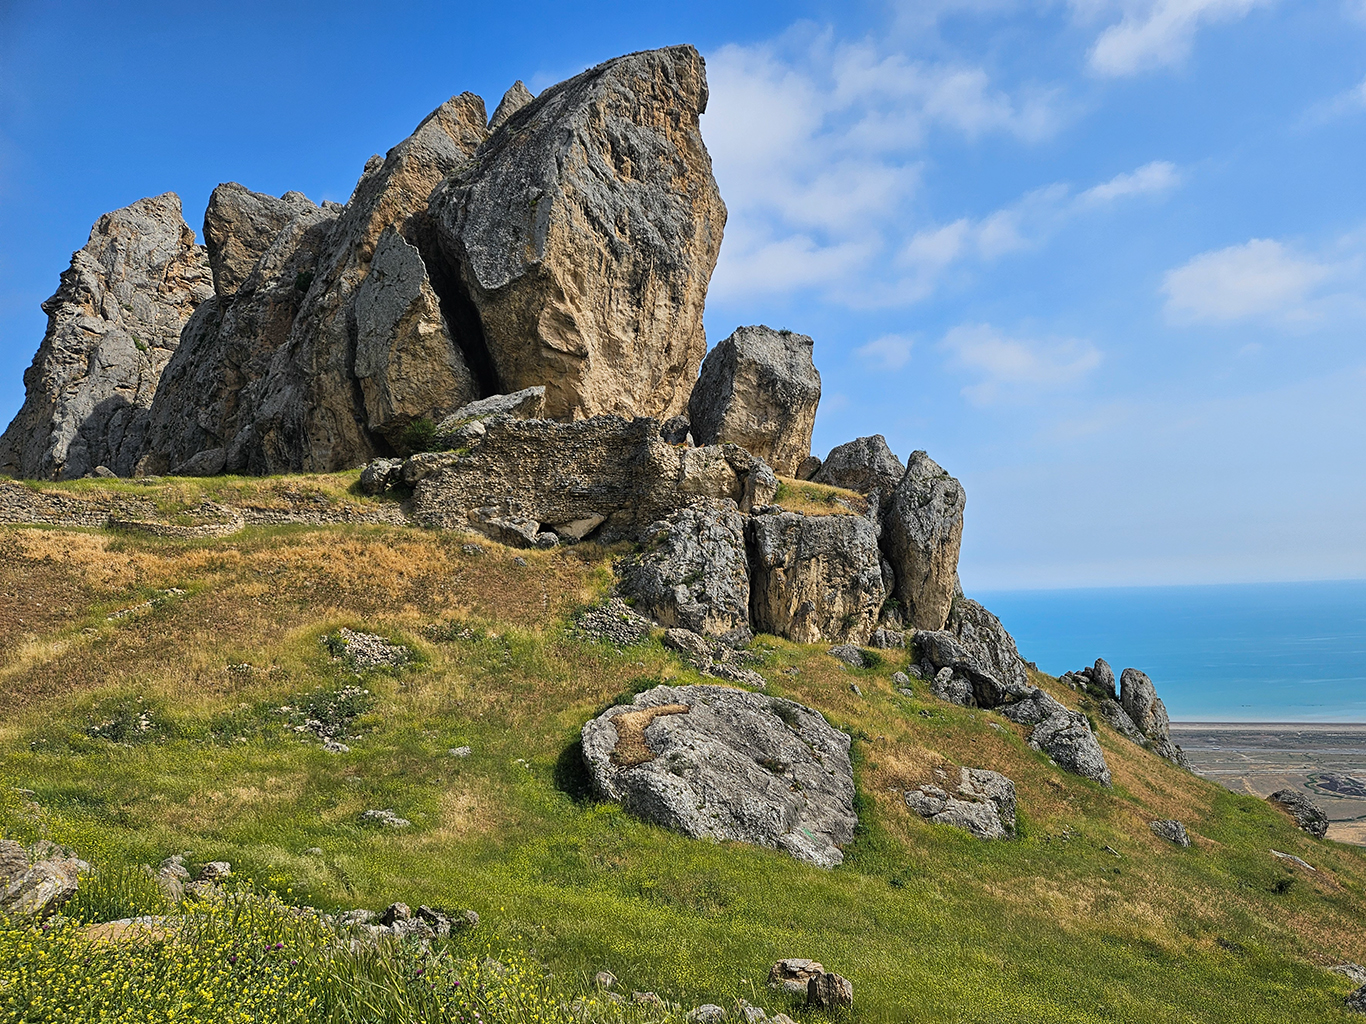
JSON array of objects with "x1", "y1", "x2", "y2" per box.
[
  {"x1": 811, "y1": 435, "x2": 903, "y2": 507},
  {"x1": 688, "y1": 325, "x2": 821, "y2": 477},
  {"x1": 905, "y1": 767, "x2": 1017, "y2": 840},
  {"x1": 746, "y1": 510, "x2": 886, "y2": 645},
  {"x1": 433, "y1": 45, "x2": 725, "y2": 423},
  {"x1": 581, "y1": 684, "x2": 856, "y2": 868},
  {"x1": 1119, "y1": 667, "x2": 1190, "y2": 768},
  {"x1": 882, "y1": 451, "x2": 965, "y2": 630},
  {"x1": 0, "y1": 193, "x2": 213, "y2": 479}
]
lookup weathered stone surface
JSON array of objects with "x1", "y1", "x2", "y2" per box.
[
  {"x1": 795, "y1": 455, "x2": 822, "y2": 481},
  {"x1": 769, "y1": 959, "x2": 824, "y2": 998},
  {"x1": 916, "y1": 629, "x2": 1032, "y2": 709},
  {"x1": 0, "y1": 840, "x2": 29, "y2": 885},
  {"x1": 581, "y1": 684, "x2": 855, "y2": 867},
  {"x1": 143, "y1": 194, "x2": 341, "y2": 474},
  {"x1": 905, "y1": 767, "x2": 1016, "y2": 839},
  {"x1": 1149, "y1": 820, "x2": 1191, "y2": 847},
  {"x1": 360, "y1": 458, "x2": 404, "y2": 495},
  {"x1": 688, "y1": 326, "x2": 820, "y2": 476},
  {"x1": 946, "y1": 598, "x2": 1030, "y2": 694},
  {"x1": 1119, "y1": 667, "x2": 1189, "y2": 767},
  {"x1": 488, "y1": 80, "x2": 534, "y2": 131},
  {"x1": 812, "y1": 435, "x2": 903, "y2": 506},
  {"x1": 660, "y1": 415, "x2": 691, "y2": 445},
  {"x1": 1021, "y1": 704, "x2": 1112, "y2": 786},
  {"x1": 433, "y1": 46, "x2": 724, "y2": 423},
  {"x1": 1348, "y1": 984, "x2": 1366, "y2": 1014},
  {"x1": 434, "y1": 387, "x2": 545, "y2": 439},
  {"x1": 828, "y1": 644, "x2": 866, "y2": 668},
  {"x1": 1099, "y1": 699, "x2": 1145, "y2": 743},
  {"x1": 354, "y1": 227, "x2": 477, "y2": 445},
  {"x1": 882, "y1": 451, "x2": 965, "y2": 630},
  {"x1": 0, "y1": 843, "x2": 87, "y2": 919},
  {"x1": 746, "y1": 510, "x2": 885, "y2": 644},
  {"x1": 203, "y1": 183, "x2": 317, "y2": 298},
  {"x1": 807, "y1": 972, "x2": 853, "y2": 1010},
  {"x1": 0, "y1": 194, "x2": 213, "y2": 479},
  {"x1": 1332, "y1": 965, "x2": 1366, "y2": 988},
  {"x1": 243, "y1": 93, "x2": 490, "y2": 472},
  {"x1": 1270, "y1": 789, "x2": 1329, "y2": 838},
  {"x1": 1091, "y1": 658, "x2": 1117, "y2": 699},
  {"x1": 616, "y1": 500, "x2": 750, "y2": 637}
]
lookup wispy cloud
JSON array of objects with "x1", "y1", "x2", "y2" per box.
[
  {"x1": 940, "y1": 323, "x2": 1102, "y2": 405},
  {"x1": 1161, "y1": 237, "x2": 1356, "y2": 323},
  {"x1": 1082, "y1": 0, "x2": 1273, "y2": 77},
  {"x1": 856, "y1": 334, "x2": 915, "y2": 370}
]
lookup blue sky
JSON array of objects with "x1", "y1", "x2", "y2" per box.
[{"x1": 2, "y1": 0, "x2": 1364, "y2": 590}]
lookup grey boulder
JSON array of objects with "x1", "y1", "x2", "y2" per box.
[
  {"x1": 581, "y1": 684, "x2": 856, "y2": 868},
  {"x1": 812, "y1": 435, "x2": 904, "y2": 508},
  {"x1": 1149, "y1": 820, "x2": 1191, "y2": 847},
  {"x1": 1119, "y1": 668, "x2": 1189, "y2": 767},
  {"x1": 946, "y1": 598, "x2": 1030, "y2": 695},
  {"x1": 688, "y1": 325, "x2": 820, "y2": 477},
  {"x1": 882, "y1": 451, "x2": 965, "y2": 630},
  {"x1": 905, "y1": 767, "x2": 1016, "y2": 839},
  {"x1": 1269, "y1": 789, "x2": 1329, "y2": 838},
  {"x1": 746, "y1": 510, "x2": 886, "y2": 644}
]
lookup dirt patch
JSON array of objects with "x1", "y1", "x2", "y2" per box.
[{"x1": 609, "y1": 704, "x2": 690, "y2": 767}]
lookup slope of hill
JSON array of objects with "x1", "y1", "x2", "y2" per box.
[{"x1": 2, "y1": 476, "x2": 1365, "y2": 1022}]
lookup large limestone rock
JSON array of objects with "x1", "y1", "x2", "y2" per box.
[
  {"x1": 746, "y1": 509, "x2": 885, "y2": 644},
  {"x1": 812, "y1": 435, "x2": 903, "y2": 506},
  {"x1": 905, "y1": 767, "x2": 1017, "y2": 839},
  {"x1": 882, "y1": 451, "x2": 965, "y2": 630},
  {"x1": 354, "y1": 227, "x2": 478, "y2": 446},
  {"x1": 616, "y1": 500, "x2": 750, "y2": 637},
  {"x1": 488, "y1": 80, "x2": 534, "y2": 131},
  {"x1": 1119, "y1": 667, "x2": 1188, "y2": 766},
  {"x1": 915, "y1": 629, "x2": 1032, "y2": 709},
  {"x1": 0, "y1": 841, "x2": 87, "y2": 918},
  {"x1": 1269, "y1": 789, "x2": 1329, "y2": 838},
  {"x1": 243, "y1": 93, "x2": 489, "y2": 471},
  {"x1": 946, "y1": 598, "x2": 1030, "y2": 695},
  {"x1": 432, "y1": 46, "x2": 725, "y2": 423},
  {"x1": 581, "y1": 684, "x2": 856, "y2": 867},
  {"x1": 0, "y1": 194, "x2": 212, "y2": 479},
  {"x1": 142, "y1": 188, "x2": 341, "y2": 474},
  {"x1": 687, "y1": 325, "x2": 820, "y2": 476},
  {"x1": 999, "y1": 689, "x2": 1112, "y2": 786}
]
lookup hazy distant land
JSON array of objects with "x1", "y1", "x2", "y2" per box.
[{"x1": 1172, "y1": 722, "x2": 1366, "y2": 845}]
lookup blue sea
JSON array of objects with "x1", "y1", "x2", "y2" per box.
[{"x1": 975, "y1": 580, "x2": 1366, "y2": 722}]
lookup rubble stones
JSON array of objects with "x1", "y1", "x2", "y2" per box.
[
  {"x1": 581, "y1": 684, "x2": 856, "y2": 867},
  {"x1": 575, "y1": 598, "x2": 654, "y2": 646},
  {"x1": 359, "y1": 809, "x2": 411, "y2": 829},
  {"x1": 1269, "y1": 789, "x2": 1330, "y2": 838},
  {"x1": 747, "y1": 511, "x2": 886, "y2": 644},
  {"x1": 688, "y1": 326, "x2": 821, "y2": 476},
  {"x1": 360, "y1": 458, "x2": 404, "y2": 495}
]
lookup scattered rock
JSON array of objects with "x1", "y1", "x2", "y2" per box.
[
  {"x1": 433, "y1": 46, "x2": 722, "y2": 423},
  {"x1": 581, "y1": 685, "x2": 856, "y2": 868},
  {"x1": 688, "y1": 325, "x2": 821, "y2": 476},
  {"x1": 1269, "y1": 790, "x2": 1329, "y2": 838},
  {"x1": 946, "y1": 598, "x2": 1030, "y2": 695},
  {"x1": 807, "y1": 972, "x2": 853, "y2": 1010},
  {"x1": 905, "y1": 767, "x2": 1016, "y2": 840},
  {"x1": 1017, "y1": 701, "x2": 1112, "y2": 787},
  {"x1": 1270, "y1": 849, "x2": 1315, "y2": 871},
  {"x1": 449, "y1": 746, "x2": 472, "y2": 758},
  {"x1": 1149, "y1": 820, "x2": 1191, "y2": 847},
  {"x1": 0, "y1": 193, "x2": 213, "y2": 479},
  {"x1": 1331, "y1": 965, "x2": 1366, "y2": 987},
  {"x1": 892, "y1": 671, "x2": 911, "y2": 686},
  {"x1": 359, "y1": 809, "x2": 411, "y2": 829},
  {"x1": 686, "y1": 1006, "x2": 726, "y2": 1024},
  {"x1": 795, "y1": 456, "x2": 821, "y2": 481},
  {"x1": 575, "y1": 597, "x2": 653, "y2": 646},
  {"x1": 595, "y1": 970, "x2": 617, "y2": 991},
  {"x1": 915, "y1": 629, "x2": 1031, "y2": 709},
  {"x1": 747, "y1": 511, "x2": 886, "y2": 644},
  {"x1": 196, "y1": 861, "x2": 233, "y2": 882},
  {"x1": 882, "y1": 451, "x2": 965, "y2": 630},
  {"x1": 828, "y1": 644, "x2": 865, "y2": 668},
  {"x1": 325, "y1": 628, "x2": 410, "y2": 670},
  {"x1": 360, "y1": 458, "x2": 405, "y2": 495},
  {"x1": 616, "y1": 500, "x2": 750, "y2": 638},
  {"x1": 1348, "y1": 985, "x2": 1366, "y2": 1014},
  {"x1": 769, "y1": 959, "x2": 824, "y2": 997}
]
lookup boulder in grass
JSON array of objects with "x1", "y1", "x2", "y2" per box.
[{"x1": 1269, "y1": 789, "x2": 1329, "y2": 838}]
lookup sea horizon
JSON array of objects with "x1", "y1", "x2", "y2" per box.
[{"x1": 975, "y1": 578, "x2": 1366, "y2": 724}]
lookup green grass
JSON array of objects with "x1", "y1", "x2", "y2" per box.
[{"x1": 2, "y1": 509, "x2": 1365, "y2": 1022}]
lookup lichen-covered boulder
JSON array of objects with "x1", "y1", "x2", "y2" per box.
[
  {"x1": 1003, "y1": 694, "x2": 1111, "y2": 786},
  {"x1": 1149, "y1": 820, "x2": 1191, "y2": 847},
  {"x1": 616, "y1": 500, "x2": 750, "y2": 637},
  {"x1": 914, "y1": 629, "x2": 1031, "y2": 709},
  {"x1": 0, "y1": 194, "x2": 213, "y2": 479},
  {"x1": 1270, "y1": 789, "x2": 1329, "y2": 838},
  {"x1": 433, "y1": 46, "x2": 724, "y2": 423},
  {"x1": 746, "y1": 510, "x2": 885, "y2": 644},
  {"x1": 1119, "y1": 667, "x2": 1189, "y2": 767},
  {"x1": 581, "y1": 684, "x2": 855, "y2": 867},
  {"x1": 905, "y1": 767, "x2": 1017, "y2": 839},
  {"x1": 946, "y1": 598, "x2": 1030, "y2": 694},
  {"x1": 882, "y1": 451, "x2": 965, "y2": 630},
  {"x1": 687, "y1": 325, "x2": 820, "y2": 476}
]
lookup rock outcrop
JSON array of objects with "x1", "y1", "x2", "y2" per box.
[
  {"x1": 0, "y1": 839, "x2": 89, "y2": 918},
  {"x1": 998, "y1": 689, "x2": 1112, "y2": 786},
  {"x1": 0, "y1": 194, "x2": 212, "y2": 479},
  {"x1": 582, "y1": 685, "x2": 856, "y2": 867},
  {"x1": 905, "y1": 767, "x2": 1017, "y2": 839},
  {"x1": 1149, "y1": 820, "x2": 1191, "y2": 847},
  {"x1": 616, "y1": 500, "x2": 751, "y2": 638},
  {"x1": 1119, "y1": 668, "x2": 1189, "y2": 767},
  {"x1": 688, "y1": 326, "x2": 820, "y2": 476},
  {"x1": 141, "y1": 188, "x2": 341, "y2": 474},
  {"x1": 243, "y1": 93, "x2": 489, "y2": 472},
  {"x1": 811, "y1": 435, "x2": 903, "y2": 507},
  {"x1": 946, "y1": 598, "x2": 1030, "y2": 695},
  {"x1": 882, "y1": 451, "x2": 965, "y2": 630},
  {"x1": 432, "y1": 46, "x2": 724, "y2": 423},
  {"x1": 1269, "y1": 789, "x2": 1329, "y2": 838},
  {"x1": 746, "y1": 509, "x2": 885, "y2": 644},
  {"x1": 488, "y1": 80, "x2": 534, "y2": 131}
]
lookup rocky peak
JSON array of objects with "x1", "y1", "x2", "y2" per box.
[
  {"x1": 488, "y1": 80, "x2": 534, "y2": 131},
  {"x1": 204, "y1": 183, "x2": 318, "y2": 298}
]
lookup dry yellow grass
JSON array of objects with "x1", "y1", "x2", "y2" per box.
[{"x1": 770, "y1": 477, "x2": 868, "y2": 516}]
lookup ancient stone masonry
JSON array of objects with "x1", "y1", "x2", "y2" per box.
[
  {"x1": 431, "y1": 45, "x2": 725, "y2": 423},
  {"x1": 0, "y1": 194, "x2": 213, "y2": 480}
]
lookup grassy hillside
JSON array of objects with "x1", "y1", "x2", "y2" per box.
[{"x1": 2, "y1": 478, "x2": 1365, "y2": 1022}]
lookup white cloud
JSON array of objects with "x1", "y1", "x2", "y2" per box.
[
  {"x1": 1079, "y1": 160, "x2": 1181, "y2": 204},
  {"x1": 1305, "y1": 74, "x2": 1366, "y2": 124},
  {"x1": 1085, "y1": 0, "x2": 1272, "y2": 77},
  {"x1": 856, "y1": 334, "x2": 915, "y2": 370},
  {"x1": 1162, "y1": 238, "x2": 1339, "y2": 322},
  {"x1": 940, "y1": 323, "x2": 1102, "y2": 404}
]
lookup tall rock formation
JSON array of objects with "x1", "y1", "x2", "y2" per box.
[
  {"x1": 882, "y1": 451, "x2": 966, "y2": 630},
  {"x1": 240, "y1": 93, "x2": 489, "y2": 472},
  {"x1": 0, "y1": 194, "x2": 212, "y2": 479},
  {"x1": 812, "y1": 435, "x2": 904, "y2": 508},
  {"x1": 688, "y1": 325, "x2": 821, "y2": 477},
  {"x1": 431, "y1": 45, "x2": 725, "y2": 422},
  {"x1": 487, "y1": 80, "x2": 534, "y2": 131},
  {"x1": 141, "y1": 186, "x2": 340, "y2": 474}
]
